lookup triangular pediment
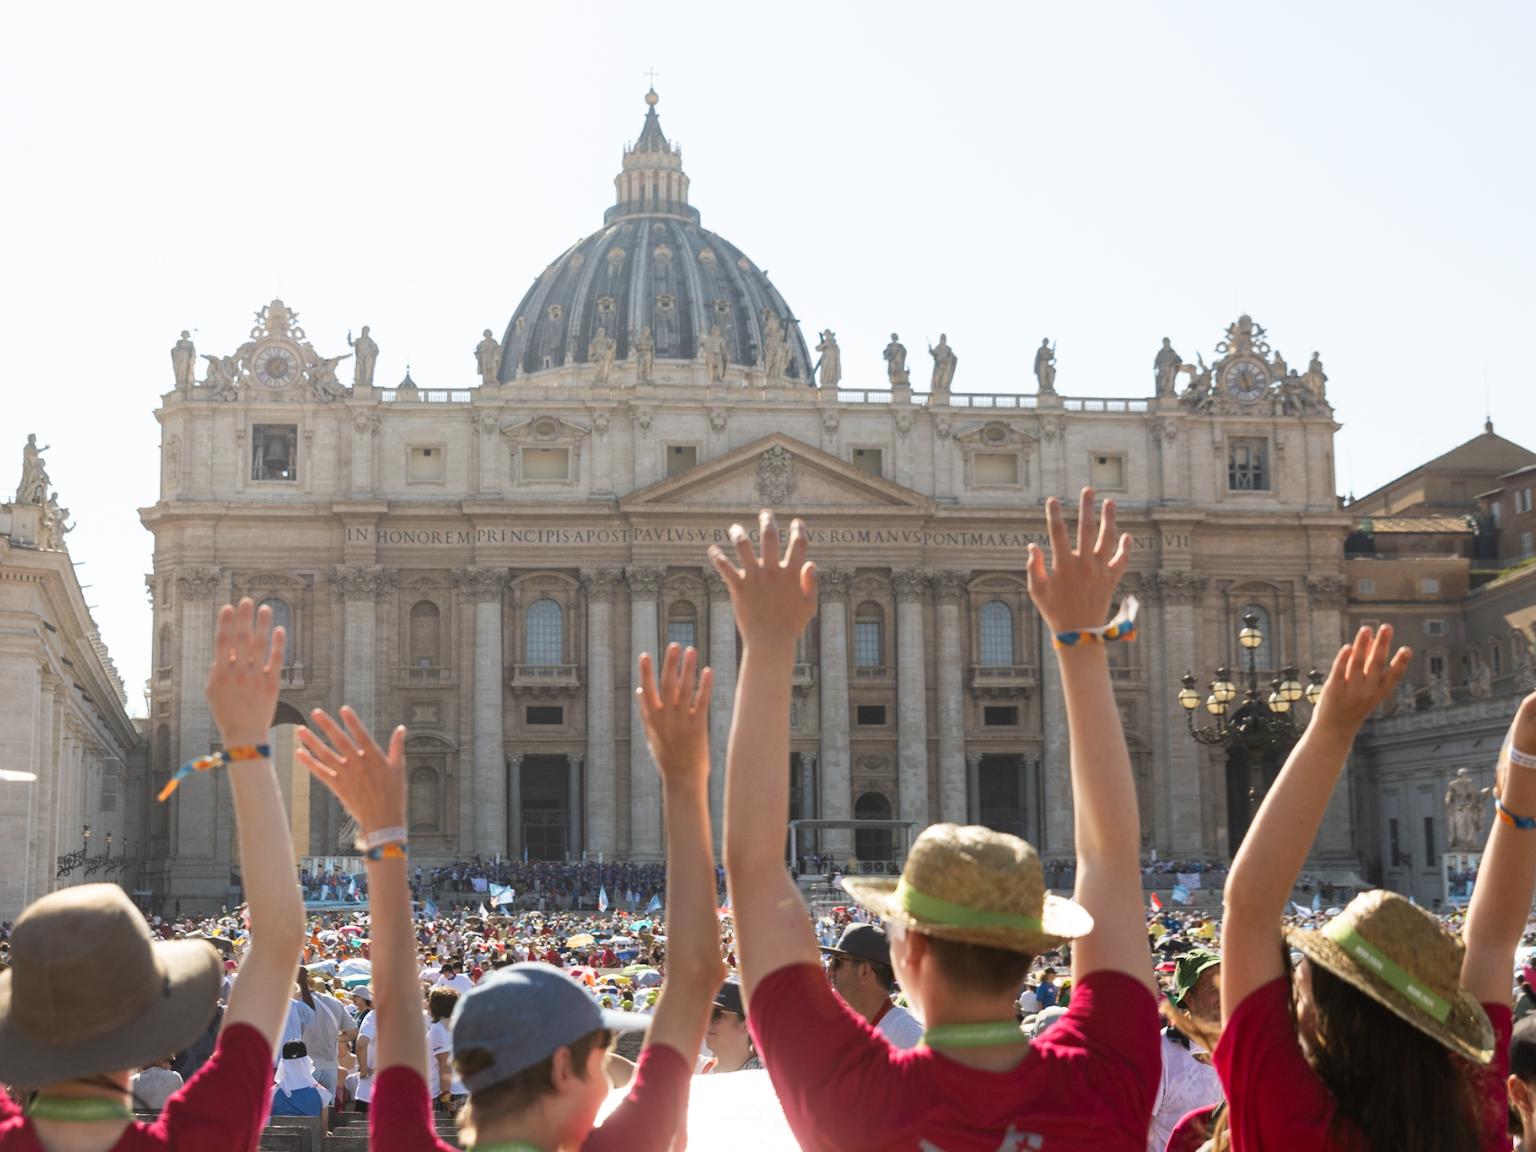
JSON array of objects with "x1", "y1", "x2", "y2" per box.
[{"x1": 620, "y1": 433, "x2": 935, "y2": 514}]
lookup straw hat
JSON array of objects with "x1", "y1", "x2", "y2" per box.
[
  {"x1": 0, "y1": 884, "x2": 221, "y2": 1087},
  {"x1": 1289, "y1": 889, "x2": 1493, "y2": 1065},
  {"x1": 840, "y1": 824, "x2": 1092, "y2": 954}
]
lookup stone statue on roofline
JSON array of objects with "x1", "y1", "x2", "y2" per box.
[
  {"x1": 15, "y1": 433, "x2": 51, "y2": 505},
  {"x1": 929, "y1": 334, "x2": 957, "y2": 393},
  {"x1": 702, "y1": 324, "x2": 728, "y2": 383},
  {"x1": 883, "y1": 334, "x2": 908, "y2": 386},
  {"x1": 634, "y1": 326, "x2": 655, "y2": 382},
  {"x1": 762, "y1": 312, "x2": 790, "y2": 380},
  {"x1": 815, "y1": 330, "x2": 841, "y2": 389},
  {"x1": 1033, "y1": 339, "x2": 1056, "y2": 394},
  {"x1": 476, "y1": 329, "x2": 503, "y2": 386},
  {"x1": 348, "y1": 326, "x2": 379, "y2": 389},
  {"x1": 171, "y1": 330, "x2": 197, "y2": 389},
  {"x1": 1445, "y1": 767, "x2": 1483, "y2": 850},
  {"x1": 1154, "y1": 337, "x2": 1181, "y2": 396},
  {"x1": 589, "y1": 326, "x2": 617, "y2": 384}
]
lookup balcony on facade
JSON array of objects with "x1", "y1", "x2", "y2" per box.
[
  {"x1": 399, "y1": 664, "x2": 454, "y2": 687},
  {"x1": 969, "y1": 665, "x2": 1039, "y2": 694},
  {"x1": 510, "y1": 664, "x2": 582, "y2": 693}
]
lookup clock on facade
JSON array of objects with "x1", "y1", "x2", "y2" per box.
[
  {"x1": 252, "y1": 343, "x2": 300, "y2": 389},
  {"x1": 1221, "y1": 358, "x2": 1267, "y2": 402}
]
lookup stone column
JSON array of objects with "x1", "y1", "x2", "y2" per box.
[
  {"x1": 172, "y1": 568, "x2": 221, "y2": 877},
  {"x1": 508, "y1": 753, "x2": 523, "y2": 860},
  {"x1": 581, "y1": 570, "x2": 622, "y2": 858},
  {"x1": 933, "y1": 570, "x2": 968, "y2": 824},
  {"x1": 817, "y1": 569, "x2": 853, "y2": 858},
  {"x1": 1153, "y1": 571, "x2": 1208, "y2": 854},
  {"x1": 1039, "y1": 620, "x2": 1072, "y2": 858},
  {"x1": 568, "y1": 753, "x2": 584, "y2": 859},
  {"x1": 455, "y1": 567, "x2": 509, "y2": 859},
  {"x1": 1306, "y1": 576, "x2": 1353, "y2": 859},
  {"x1": 332, "y1": 566, "x2": 389, "y2": 731},
  {"x1": 0, "y1": 640, "x2": 41, "y2": 920},
  {"x1": 28, "y1": 675, "x2": 58, "y2": 907},
  {"x1": 893, "y1": 570, "x2": 931, "y2": 830},
  {"x1": 705, "y1": 569, "x2": 736, "y2": 855},
  {"x1": 349, "y1": 412, "x2": 378, "y2": 496},
  {"x1": 627, "y1": 567, "x2": 664, "y2": 859},
  {"x1": 967, "y1": 750, "x2": 983, "y2": 827},
  {"x1": 799, "y1": 752, "x2": 818, "y2": 853}
]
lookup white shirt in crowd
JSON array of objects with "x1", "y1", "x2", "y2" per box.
[
  {"x1": 354, "y1": 1011, "x2": 378, "y2": 1103},
  {"x1": 426, "y1": 1018, "x2": 464, "y2": 1097},
  {"x1": 876, "y1": 1002, "x2": 925, "y2": 1050},
  {"x1": 1147, "y1": 1031, "x2": 1224, "y2": 1152},
  {"x1": 436, "y1": 972, "x2": 474, "y2": 994},
  {"x1": 299, "y1": 992, "x2": 352, "y2": 1074},
  {"x1": 281, "y1": 1000, "x2": 315, "y2": 1053},
  {"x1": 130, "y1": 1066, "x2": 184, "y2": 1112}
]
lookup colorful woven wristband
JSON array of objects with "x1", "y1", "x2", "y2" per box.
[
  {"x1": 366, "y1": 841, "x2": 409, "y2": 861},
  {"x1": 1496, "y1": 795, "x2": 1536, "y2": 830},
  {"x1": 1053, "y1": 595, "x2": 1140, "y2": 650},
  {"x1": 157, "y1": 745, "x2": 270, "y2": 802}
]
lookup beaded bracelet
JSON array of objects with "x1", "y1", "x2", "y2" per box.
[
  {"x1": 366, "y1": 841, "x2": 408, "y2": 862},
  {"x1": 1495, "y1": 795, "x2": 1536, "y2": 830},
  {"x1": 1507, "y1": 740, "x2": 1536, "y2": 771},
  {"x1": 157, "y1": 745, "x2": 271, "y2": 802},
  {"x1": 1054, "y1": 595, "x2": 1140, "y2": 651}
]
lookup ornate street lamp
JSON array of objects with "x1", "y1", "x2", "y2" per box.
[{"x1": 1177, "y1": 611, "x2": 1326, "y2": 748}]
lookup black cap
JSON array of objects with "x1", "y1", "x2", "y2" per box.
[
  {"x1": 281, "y1": 1040, "x2": 309, "y2": 1060},
  {"x1": 819, "y1": 923, "x2": 892, "y2": 967},
  {"x1": 712, "y1": 980, "x2": 745, "y2": 1017},
  {"x1": 1512, "y1": 1015, "x2": 1536, "y2": 1081}
]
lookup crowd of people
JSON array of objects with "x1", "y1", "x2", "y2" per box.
[{"x1": 2, "y1": 494, "x2": 1536, "y2": 1152}]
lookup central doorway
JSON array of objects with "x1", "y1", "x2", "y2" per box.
[{"x1": 520, "y1": 755, "x2": 569, "y2": 861}]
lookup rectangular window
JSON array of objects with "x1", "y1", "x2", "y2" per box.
[
  {"x1": 854, "y1": 621, "x2": 883, "y2": 669},
  {"x1": 521, "y1": 447, "x2": 570, "y2": 481},
  {"x1": 1089, "y1": 454, "x2": 1125, "y2": 490},
  {"x1": 1357, "y1": 577, "x2": 1375, "y2": 594},
  {"x1": 665, "y1": 445, "x2": 698, "y2": 477},
  {"x1": 665, "y1": 619, "x2": 696, "y2": 650},
  {"x1": 1424, "y1": 619, "x2": 1446, "y2": 636},
  {"x1": 1421, "y1": 577, "x2": 1441, "y2": 594},
  {"x1": 1429, "y1": 653, "x2": 1446, "y2": 678},
  {"x1": 855, "y1": 704, "x2": 887, "y2": 726},
  {"x1": 973, "y1": 452, "x2": 1020, "y2": 486},
  {"x1": 526, "y1": 705, "x2": 564, "y2": 726},
  {"x1": 851, "y1": 448, "x2": 884, "y2": 477},
  {"x1": 1424, "y1": 816, "x2": 1436, "y2": 869},
  {"x1": 408, "y1": 446, "x2": 445, "y2": 483},
  {"x1": 1227, "y1": 439, "x2": 1269, "y2": 491},
  {"x1": 1492, "y1": 501, "x2": 1503, "y2": 527},
  {"x1": 251, "y1": 425, "x2": 298, "y2": 482},
  {"x1": 1389, "y1": 818, "x2": 1402, "y2": 867},
  {"x1": 1493, "y1": 646, "x2": 1503, "y2": 674},
  {"x1": 1517, "y1": 488, "x2": 1533, "y2": 514},
  {"x1": 1523, "y1": 531, "x2": 1535, "y2": 557},
  {"x1": 983, "y1": 705, "x2": 1019, "y2": 727}
]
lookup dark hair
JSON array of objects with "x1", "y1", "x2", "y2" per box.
[
  {"x1": 428, "y1": 987, "x2": 460, "y2": 1022},
  {"x1": 296, "y1": 966, "x2": 315, "y2": 1010},
  {"x1": 281, "y1": 1040, "x2": 308, "y2": 1060},
  {"x1": 1305, "y1": 962, "x2": 1483, "y2": 1152},
  {"x1": 921, "y1": 935, "x2": 1033, "y2": 997},
  {"x1": 864, "y1": 959, "x2": 897, "y2": 993},
  {"x1": 453, "y1": 1029, "x2": 610, "y2": 1143}
]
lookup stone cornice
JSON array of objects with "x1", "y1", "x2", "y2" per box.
[
  {"x1": 625, "y1": 566, "x2": 664, "y2": 598},
  {"x1": 891, "y1": 569, "x2": 929, "y2": 603},
  {"x1": 578, "y1": 568, "x2": 625, "y2": 603},
  {"x1": 452, "y1": 567, "x2": 509, "y2": 603},
  {"x1": 331, "y1": 565, "x2": 396, "y2": 600},
  {"x1": 175, "y1": 566, "x2": 223, "y2": 601}
]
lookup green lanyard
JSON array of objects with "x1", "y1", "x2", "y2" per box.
[
  {"x1": 472, "y1": 1144, "x2": 545, "y2": 1152},
  {"x1": 920, "y1": 1020, "x2": 1028, "y2": 1049},
  {"x1": 26, "y1": 1097, "x2": 134, "y2": 1123}
]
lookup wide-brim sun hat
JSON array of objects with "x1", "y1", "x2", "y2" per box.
[
  {"x1": 1288, "y1": 889, "x2": 1493, "y2": 1065},
  {"x1": 0, "y1": 884, "x2": 221, "y2": 1088},
  {"x1": 840, "y1": 823, "x2": 1092, "y2": 954}
]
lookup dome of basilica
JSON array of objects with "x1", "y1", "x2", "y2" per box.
[{"x1": 498, "y1": 91, "x2": 812, "y2": 384}]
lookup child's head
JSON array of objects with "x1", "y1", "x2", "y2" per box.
[{"x1": 451, "y1": 963, "x2": 650, "y2": 1145}]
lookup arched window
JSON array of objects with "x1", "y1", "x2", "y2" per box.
[
  {"x1": 526, "y1": 598, "x2": 564, "y2": 665},
  {"x1": 409, "y1": 600, "x2": 441, "y2": 667},
  {"x1": 257, "y1": 597, "x2": 294, "y2": 664},
  {"x1": 157, "y1": 624, "x2": 173, "y2": 669},
  {"x1": 409, "y1": 766, "x2": 441, "y2": 833},
  {"x1": 666, "y1": 601, "x2": 697, "y2": 651},
  {"x1": 854, "y1": 791, "x2": 894, "y2": 862},
  {"x1": 1240, "y1": 603, "x2": 1273, "y2": 673},
  {"x1": 854, "y1": 602, "x2": 885, "y2": 669},
  {"x1": 979, "y1": 601, "x2": 1014, "y2": 666}
]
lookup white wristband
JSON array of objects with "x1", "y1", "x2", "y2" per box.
[
  {"x1": 360, "y1": 825, "x2": 408, "y2": 851},
  {"x1": 1508, "y1": 741, "x2": 1536, "y2": 771}
]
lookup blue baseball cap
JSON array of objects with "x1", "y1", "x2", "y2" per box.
[{"x1": 449, "y1": 962, "x2": 651, "y2": 1092}]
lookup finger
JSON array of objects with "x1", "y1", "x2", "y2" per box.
[
  {"x1": 1347, "y1": 626, "x2": 1372, "y2": 682},
  {"x1": 387, "y1": 725, "x2": 407, "y2": 768},
  {"x1": 1025, "y1": 542, "x2": 1047, "y2": 591},
  {"x1": 1381, "y1": 646, "x2": 1414, "y2": 694},
  {"x1": 785, "y1": 518, "x2": 809, "y2": 573},
  {"x1": 661, "y1": 643, "x2": 682, "y2": 708},
  {"x1": 235, "y1": 597, "x2": 256, "y2": 664},
  {"x1": 1044, "y1": 498, "x2": 1069, "y2": 567},
  {"x1": 308, "y1": 708, "x2": 354, "y2": 757},
  {"x1": 213, "y1": 604, "x2": 236, "y2": 667},
  {"x1": 265, "y1": 625, "x2": 288, "y2": 677},
  {"x1": 1095, "y1": 499, "x2": 1116, "y2": 557},
  {"x1": 637, "y1": 651, "x2": 660, "y2": 715},
  {"x1": 295, "y1": 747, "x2": 339, "y2": 783},
  {"x1": 1326, "y1": 643, "x2": 1352, "y2": 687},
  {"x1": 800, "y1": 560, "x2": 818, "y2": 604},
  {"x1": 254, "y1": 600, "x2": 273, "y2": 662},
  {"x1": 340, "y1": 706, "x2": 384, "y2": 762},
  {"x1": 1076, "y1": 487, "x2": 1096, "y2": 556},
  {"x1": 1107, "y1": 532, "x2": 1133, "y2": 572},
  {"x1": 707, "y1": 546, "x2": 744, "y2": 587},
  {"x1": 729, "y1": 523, "x2": 757, "y2": 571},
  {"x1": 296, "y1": 726, "x2": 346, "y2": 773},
  {"x1": 1365, "y1": 624, "x2": 1393, "y2": 678},
  {"x1": 690, "y1": 665, "x2": 714, "y2": 714},
  {"x1": 760, "y1": 509, "x2": 781, "y2": 567},
  {"x1": 677, "y1": 646, "x2": 697, "y2": 708}
]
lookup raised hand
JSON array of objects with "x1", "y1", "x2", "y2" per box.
[
  {"x1": 206, "y1": 597, "x2": 287, "y2": 747},
  {"x1": 295, "y1": 706, "x2": 407, "y2": 839},
  {"x1": 1025, "y1": 488, "x2": 1131, "y2": 636},
  {"x1": 708, "y1": 510, "x2": 817, "y2": 652},
  {"x1": 637, "y1": 643, "x2": 713, "y2": 787},
  {"x1": 1310, "y1": 624, "x2": 1413, "y2": 736}
]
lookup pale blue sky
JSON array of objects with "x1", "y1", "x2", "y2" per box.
[{"x1": 4, "y1": 2, "x2": 1532, "y2": 714}]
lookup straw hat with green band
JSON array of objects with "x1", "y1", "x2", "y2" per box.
[
  {"x1": 840, "y1": 823, "x2": 1092, "y2": 953},
  {"x1": 1288, "y1": 890, "x2": 1493, "y2": 1065}
]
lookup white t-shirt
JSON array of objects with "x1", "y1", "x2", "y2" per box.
[
  {"x1": 874, "y1": 1002, "x2": 925, "y2": 1050},
  {"x1": 281, "y1": 1000, "x2": 315, "y2": 1055},
  {"x1": 436, "y1": 972, "x2": 474, "y2": 994},
  {"x1": 426, "y1": 1019, "x2": 454, "y2": 1097},
  {"x1": 1148, "y1": 1031, "x2": 1223, "y2": 1152},
  {"x1": 354, "y1": 1011, "x2": 378, "y2": 1103},
  {"x1": 301, "y1": 993, "x2": 351, "y2": 1073}
]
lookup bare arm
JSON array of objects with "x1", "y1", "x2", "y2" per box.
[
  {"x1": 297, "y1": 709, "x2": 425, "y2": 1080},
  {"x1": 1026, "y1": 492, "x2": 1150, "y2": 992},
  {"x1": 714, "y1": 512, "x2": 821, "y2": 1002},
  {"x1": 635, "y1": 645, "x2": 726, "y2": 1061},
  {"x1": 1221, "y1": 626, "x2": 1410, "y2": 1023},
  {"x1": 1461, "y1": 692, "x2": 1536, "y2": 1004},
  {"x1": 208, "y1": 599, "x2": 307, "y2": 1049}
]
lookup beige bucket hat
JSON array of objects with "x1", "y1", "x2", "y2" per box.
[
  {"x1": 0, "y1": 884, "x2": 222, "y2": 1088},
  {"x1": 1289, "y1": 889, "x2": 1493, "y2": 1065},
  {"x1": 840, "y1": 823, "x2": 1093, "y2": 954}
]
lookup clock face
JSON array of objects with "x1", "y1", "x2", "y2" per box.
[
  {"x1": 1222, "y1": 358, "x2": 1268, "y2": 402},
  {"x1": 253, "y1": 344, "x2": 300, "y2": 389}
]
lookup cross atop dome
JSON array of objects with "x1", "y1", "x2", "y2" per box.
[{"x1": 608, "y1": 88, "x2": 697, "y2": 226}]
